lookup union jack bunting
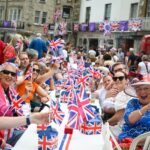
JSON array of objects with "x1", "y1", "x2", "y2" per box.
[
  {"x1": 128, "y1": 19, "x2": 143, "y2": 31},
  {"x1": 80, "y1": 118, "x2": 102, "y2": 135},
  {"x1": 53, "y1": 7, "x2": 61, "y2": 22},
  {"x1": 8, "y1": 87, "x2": 25, "y2": 116},
  {"x1": 111, "y1": 21, "x2": 119, "y2": 31},
  {"x1": 51, "y1": 100, "x2": 65, "y2": 125},
  {"x1": 104, "y1": 21, "x2": 111, "y2": 36},
  {"x1": 67, "y1": 87, "x2": 95, "y2": 129},
  {"x1": 58, "y1": 21, "x2": 67, "y2": 35},
  {"x1": 38, "y1": 128, "x2": 58, "y2": 150},
  {"x1": 49, "y1": 38, "x2": 64, "y2": 51},
  {"x1": 99, "y1": 22, "x2": 104, "y2": 31},
  {"x1": 43, "y1": 23, "x2": 48, "y2": 34},
  {"x1": 73, "y1": 23, "x2": 79, "y2": 32}
]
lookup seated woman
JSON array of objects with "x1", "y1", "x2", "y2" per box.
[
  {"x1": 16, "y1": 62, "x2": 49, "y2": 112},
  {"x1": 118, "y1": 79, "x2": 150, "y2": 141},
  {"x1": 98, "y1": 75, "x2": 117, "y2": 115},
  {"x1": 107, "y1": 71, "x2": 132, "y2": 136}
]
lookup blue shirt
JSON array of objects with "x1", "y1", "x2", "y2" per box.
[
  {"x1": 118, "y1": 98, "x2": 150, "y2": 141},
  {"x1": 29, "y1": 38, "x2": 47, "y2": 59}
]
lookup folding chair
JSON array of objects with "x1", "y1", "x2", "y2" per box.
[{"x1": 129, "y1": 132, "x2": 150, "y2": 150}]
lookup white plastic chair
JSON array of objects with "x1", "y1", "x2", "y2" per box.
[{"x1": 129, "y1": 132, "x2": 150, "y2": 150}]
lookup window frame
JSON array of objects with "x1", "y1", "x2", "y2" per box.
[
  {"x1": 8, "y1": 7, "x2": 22, "y2": 21},
  {"x1": 104, "y1": 3, "x2": 112, "y2": 20},
  {"x1": 130, "y1": 3, "x2": 138, "y2": 18}
]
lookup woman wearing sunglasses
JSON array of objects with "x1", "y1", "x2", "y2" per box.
[
  {"x1": 0, "y1": 62, "x2": 19, "y2": 116},
  {"x1": 107, "y1": 71, "x2": 132, "y2": 136},
  {"x1": 118, "y1": 79, "x2": 150, "y2": 142},
  {"x1": 16, "y1": 62, "x2": 49, "y2": 111}
]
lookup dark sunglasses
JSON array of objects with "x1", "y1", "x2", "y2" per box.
[
  {"x1": 113, "y1": 76, "x2": 125, "y2": 81},
  {"x1": 33, "y1": 68, "x2": 40, "y2": 73},
  {"x1": 2, "y1": 70, "x2": 16, "y2": 77}
]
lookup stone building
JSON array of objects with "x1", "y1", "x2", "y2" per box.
[{"x1": 0, "y1": 0, "x2": 55, "y2": 40}]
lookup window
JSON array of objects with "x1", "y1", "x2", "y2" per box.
[
  {"x1": 35, "y1": 11, "x2": 40, "y2": 23},
  {"x1": 62, "y1": 6, "x2": 71, "y2": 19},
  {"x1": 104, "y1": 3, "x2": 111, "y2": 20},
  {"x1": 41, "y1": 12, "x2": 47, "y2": 24},
  {"x1": 130, "y1": 3, "x2": 138, "y2": 18},
  {"x1": 146, "y1": 0, "x2": 150, "y2": 17},
  {"x1": 85, "y1": 7, "x2": 91, "y2": 23},
  {"x1": 8, "y1": 8, "x2": 22, "y2": 21},
  {"x1": 34, "y1": 11, "x2": 47, "y2": 24},
  {"x1": 0, "y1": 7, "x2": 4, "y2": 20}
]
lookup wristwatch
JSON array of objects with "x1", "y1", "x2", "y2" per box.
[{"x1": 26, "y1": 115, "x2": 31, "y2": 125}]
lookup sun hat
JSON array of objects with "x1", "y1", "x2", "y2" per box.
[{"x1": 124, "y1": 75, "x2": 150, "y2": 97}]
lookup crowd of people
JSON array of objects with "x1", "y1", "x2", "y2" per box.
[{"x1": 0, "y1": 32, "x2": 150, "y2": 149}]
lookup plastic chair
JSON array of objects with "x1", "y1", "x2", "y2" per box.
[{"x1": 129, "y1": 132, "x2": 150, "y2": 150}]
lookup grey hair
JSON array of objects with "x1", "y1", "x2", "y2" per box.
[{"x1": 26, "y1": 48, "x2": 38, "y2": 59}]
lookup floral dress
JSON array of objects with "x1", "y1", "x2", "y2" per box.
[{"x1": 118, "y1": 98, "x2": 150, "y2": 141}]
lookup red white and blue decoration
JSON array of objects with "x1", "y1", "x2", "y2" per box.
[
  {"x1": 51, "y1": 100, "x2": 65, "y2": 125},
  {"x1": 58, "y1": 21, "x2": 67, "y2": 35},
  {"x1": 38, "y1": 126, "x2": 58, "y2": 150},
  {"x1": 80, "y1": 118, "x2": 102, "y2": 135},
  {"x1": 128, "y1": 19, "x2": 143, "y2": 31},
  {"x1": 103, "y1": 21, "x2": 112, "y2": 36}
]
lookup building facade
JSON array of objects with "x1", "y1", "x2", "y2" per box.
[
  {"x1": 77, "y1": 0, "x2": 150, "y2": 52},
  {"x1": 0, "y1": 0, "x2": 55, "y2": 40}
]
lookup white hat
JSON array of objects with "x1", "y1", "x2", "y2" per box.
[
  {"x1": 124, "y1": 76, "x2": 150, "y2": 97},
  {"x1": 36, "y1": 33, "x2": 42, "y2": 37}
]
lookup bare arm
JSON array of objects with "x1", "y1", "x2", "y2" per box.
[
  {"x1": 128, "y1": 104, "x2": 150, "y2": 125},
  {"x1": 107, "y1": 109, "x2": 125, "y2": 126},
  {"x1": 36, "y1": 64, "x2": 59, "y2": 85},
  {"x1": 0, "y1": 112, "x2": 50, "y2": 129}
]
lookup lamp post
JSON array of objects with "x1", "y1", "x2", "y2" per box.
[{"x1": 5, "y1": 0, "x2": 8, "y2": 20}]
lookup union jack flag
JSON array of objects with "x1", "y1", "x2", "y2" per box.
[
  {"x1": 49, "y1": 38, "x2": 64, "y2": 51},
  {"x1": 9, "y1": 87, "x2": 25, "y2": 116},
  {"x1": 67, "y1": 87, "x2": 95, "y2": 129},
  {"x1": 76, "y1": 75, "x2": 89, "y2": 88},
  {"x1": 51, "y1": 100, "x2": 65, "y2": 125},
  {"x1": 80, "y1": 119, "x2": 102, "y2": 135},
  {"x1": 38, "y1": 132, "x2": 58, "y2": 150},
  {"x1": 60, "y1": 90, "x2": 69, "y2": 103},
  {"x1": 24, "y1": 63, "x2": 33, "y2": 80}
]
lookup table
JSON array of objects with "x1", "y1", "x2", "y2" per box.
[{"x1": 13, "y1": 92, "x2": 106, "y2": 150}]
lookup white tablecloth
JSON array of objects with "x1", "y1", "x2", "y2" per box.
[{"x1": 13, "y1": 92, "x2": 105, "y2": 150}]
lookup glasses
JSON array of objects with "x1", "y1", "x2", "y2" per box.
[
  {"x1": 33, "y1": 68, "x2": 40, "y2": 73},
  {"x1": 113, "y1": 76, "x2": 125, "y2": 81},
  {"x1": 2, "y1": 70, "x2": 16, "y2": 77}
]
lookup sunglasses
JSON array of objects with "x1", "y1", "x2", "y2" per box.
[
  {"x1": 2, "y1": 70, "x2": 16, "y2": 77},
  {"x1": 113, "y1": 76, "x2": 125, "y2": 81},
  {"x1": 33, "y1": 68, "x2": 40, "y2": 73}
]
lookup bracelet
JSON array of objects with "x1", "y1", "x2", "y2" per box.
[
  {"x1": 26, "y1": 115, "x2": 31, "y2": 125},
  {"x1": 138, "y1": 110, "x2": 143, "y2": 116}
]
